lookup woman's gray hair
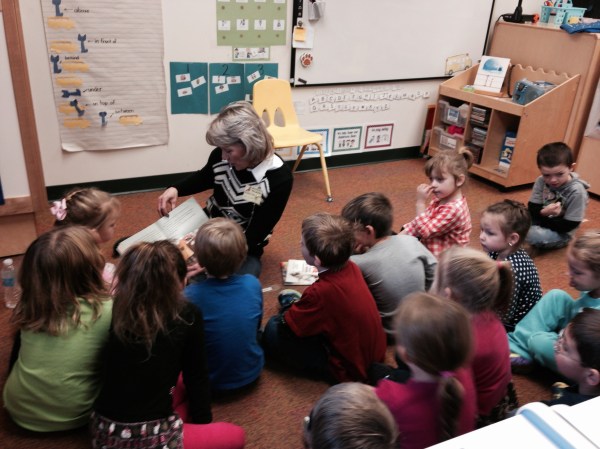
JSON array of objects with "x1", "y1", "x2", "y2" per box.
[
  {"x1": 206, "y1": 101, "x2": 274, "y2": 166},
  {"x1": 304, "y1": 382, "x2": 399, "y2": 449}
]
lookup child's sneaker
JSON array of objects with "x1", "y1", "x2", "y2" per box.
[
  {"x1": 278, "y1": 289, "x2": 302, "y2": 310},
  {"x1": 510, "y1": 352, "x2": 534, "y2": 374}
]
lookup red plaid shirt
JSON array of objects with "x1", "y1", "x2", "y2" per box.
[{"x1": 402, "y1": 196, "x2": 471, "y2": 257}]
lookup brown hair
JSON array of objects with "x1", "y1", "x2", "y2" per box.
[
  {"x1": 341, "y1": 192, "x2": 393, "y2": 238},
  {"x1": 569, "y1": 231, "x2": 600, "y2": 277},
  {"x1": 302, "y1": 213, "x2": 354, "y2": 271},
  {"x1": 112, "y1": 240, "x2": 188, "y2": 352},
  {"x1": 424, "y1": 147, "x2": 474, "y2": 183},
  {"x1": 194, "y1": 218, "x2": 248, "y2": 278},
  {"x1": 434, "y1": 246, "x2": 514, "y2": 314},
  {"x1": 13, "y1": 226, "x2": 107, "y2": 336},
  {"x1": 395, "y1": 292, "x2": 473, "y2": 442},
  {"x1": 536, "y1": 141, "x2": 574, "y2": 168},
  {"x1": 482, "y1": 199, "x2": 531, "y2": 247},
  {"x1": 206, "y1": 101, "x2": 274, "y2": 167},
  {"x1": 304, "y1": 382, "x2": 399, "y2": 449},
  {"x1": 569, "y1": 308, "x2": 600, "y2": 371},
  {"x1": 53, "y1": 187, "x2": 120, "y2": 231}
]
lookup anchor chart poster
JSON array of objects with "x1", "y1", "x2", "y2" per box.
[{"x1": 40, "y1": 0, "x2": 168, "y2": 152}]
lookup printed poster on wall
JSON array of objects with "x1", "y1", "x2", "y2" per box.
[
  {"x1": 332, "y1": 126, "x2": 362, "y2": 153},
  {"x1": 40, "y1": 0, "x2": 168, "y2": 152},
  {"x1": 365, "y1": 124, "x2": 394, "y2": 149}
]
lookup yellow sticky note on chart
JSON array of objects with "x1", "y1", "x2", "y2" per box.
[{"x1": 293, "y1": 26, "x2": 306, "y2": 42}]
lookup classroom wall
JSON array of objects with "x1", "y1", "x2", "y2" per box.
[{"x1": 13, "y1": 0, "x2": 539, "y2": 190}]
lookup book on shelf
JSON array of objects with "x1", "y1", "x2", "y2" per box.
[
  {"x1": 470, "y1": 106, "x2": 490, "y2": 126},
  {"x1": 498, "y1": 131, "x2": 517, "y2": 173},
  {"x1": 280, "y1": 259, "x2": 319, "y2": 285},
  {"x1": 473, "y1": 56, "x2": 511, "y2": 95},
  {"x1": 116, "y1": 197, "x2": 209, "y2": 257}
]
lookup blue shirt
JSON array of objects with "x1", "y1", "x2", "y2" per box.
[{"x1": 184, "y1": 274, "x2": 264, "y2": 390}]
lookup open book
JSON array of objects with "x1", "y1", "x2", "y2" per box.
[
  {"x1": 281, "y1": 259, "x2": 319, "y2": 285},
  {"x1": 428, "y1": 398, "x2": 600, "y2": 449},
  {"x1": 116, "y1": 198, "x2": 209, "y2": 256}
]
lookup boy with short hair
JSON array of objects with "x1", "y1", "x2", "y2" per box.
[
  {"x1": 261, "y1": 212, "x2": 386, "y2": 383},
  {"x1": 526, "y1": 142, "x2": 589, "y2": 250},
  {"x1": 184, "y1": 217, "x2": 264, "y2": 393},
  {"x1": 341, "y1": 192, "x2": 437, "y2": 337},
  {"x1": 544, "y1": 308, "x2": 600, "y2": 406}
]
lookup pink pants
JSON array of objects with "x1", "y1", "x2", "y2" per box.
[{"x1": 173, "y1": 374, "x2": 245, "y2": 449}]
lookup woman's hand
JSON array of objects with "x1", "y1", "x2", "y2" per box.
[{"x1": 157, "y1": 187, "x2": 179, "y2": 217}]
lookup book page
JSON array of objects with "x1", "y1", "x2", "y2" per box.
[
  {"x1": 157, "y1": 198, "x2": 208, "y2": 240},
  {"x1": 117, "y1": 198, "x2": 208, "y2": 255},
  {"x1": 284, "y1": 259, "x2": 318, "y2": 285}
]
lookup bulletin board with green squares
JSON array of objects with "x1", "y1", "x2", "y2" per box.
[{"x1": 216, "y1": 0, "x2": 287, "y2": 47}]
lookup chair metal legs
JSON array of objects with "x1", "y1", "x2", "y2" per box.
[{"x1": 292, "y1": 144, "x2": 333, "y2": 202}]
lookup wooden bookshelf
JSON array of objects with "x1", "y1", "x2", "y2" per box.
[{"x1": 429, "y1": 64, "x2": 579, "y2": 189}]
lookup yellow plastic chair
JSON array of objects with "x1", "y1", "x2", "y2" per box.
[{"x1": 253, "y1": 78, "x2": 333, "y2": 202}]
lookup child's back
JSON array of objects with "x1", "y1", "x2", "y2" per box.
[
  {"x1": 185, "y1": 273, "x2": 264, "y2": 391},
  {"x1": 375, "y1": 292, "x2": 476, "y2": 449},
  {"x1": 262, "y1": 213, "x2": 386, "y2": 383},
  {"x1": 434, "y1": 246, "x2": 514, "y2": 421},
  {"x1": 342, "y1": 192, "x2": 437, "y2": 336},
  {"x1": 3, "y1": 226, "x2": 112, "y2": 432},
  {"x1": 351, "y1": 235, "x2": 436, "y2": 335},
  {"x1": 184, "y1": 218, "x2": 264, "y2": 392},
  {"x1": 285, "y1": 259, "x2": 386, "y2": 382}
]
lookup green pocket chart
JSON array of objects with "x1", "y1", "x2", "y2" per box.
[
  {"x1": 209, "y1": 63, "x2": 245, "y2": 115},
  {"x1": 170, "y1": 62, "x2": 209, "y2": 114},
  {"x1": 244, "y1": 63, "x2": 278, "y2": 100}
]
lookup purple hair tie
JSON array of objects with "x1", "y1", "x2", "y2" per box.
[{"x1": 440, "y1": 371, "x2": 455, "y2": 379}]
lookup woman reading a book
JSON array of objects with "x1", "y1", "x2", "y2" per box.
[{"x1": 157, "y1": 101, "x2": 293, "y2": 278}]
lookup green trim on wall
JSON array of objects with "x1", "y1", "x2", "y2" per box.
[{"x1": 46, "y1": 147, "x2": 421, "y2": 200}]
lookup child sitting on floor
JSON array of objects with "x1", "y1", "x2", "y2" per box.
[
  {"x1": 400, "y1": 147, "x2": 474, "y2": 257},
  {"x1": 3, "y1": 226, "x2": 112, "y2": 432},
  {"x1": 341, "y1": 192, "x2": 437, "y2": 338},
  {"x1": 184, "y1": 218, "x2": 264, "y2": 394},
  {"x1": 480, "y1": 199, "x2": 542, "y2": 332},
  {"x1": 303, "y1": 382, "x2": 399, "y2": 449},
  {"x1": 433, "y1": 246, "x2": 517, "y2": 426},
  {"x1": 262, "y1": 212, "x2": 386, "y2": 383},
  {"x1": 544, "y1": 308, "x2": 600, "y2": 406},
  {"x1": 51, "y1": 187, "x2": 121, "y2": 283},
  {"x1": 375, "y1": 292, "x2": 477, "y2": 449},
  {"x1": 92, "y1": 240, "x2": 244, "y2": 449},
  {"x1": 526, "y1": 142, "x2": 589, "y2": 250},
  {"x1": 509, "y1": 231, "x2": 600, "y2": 374}
]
